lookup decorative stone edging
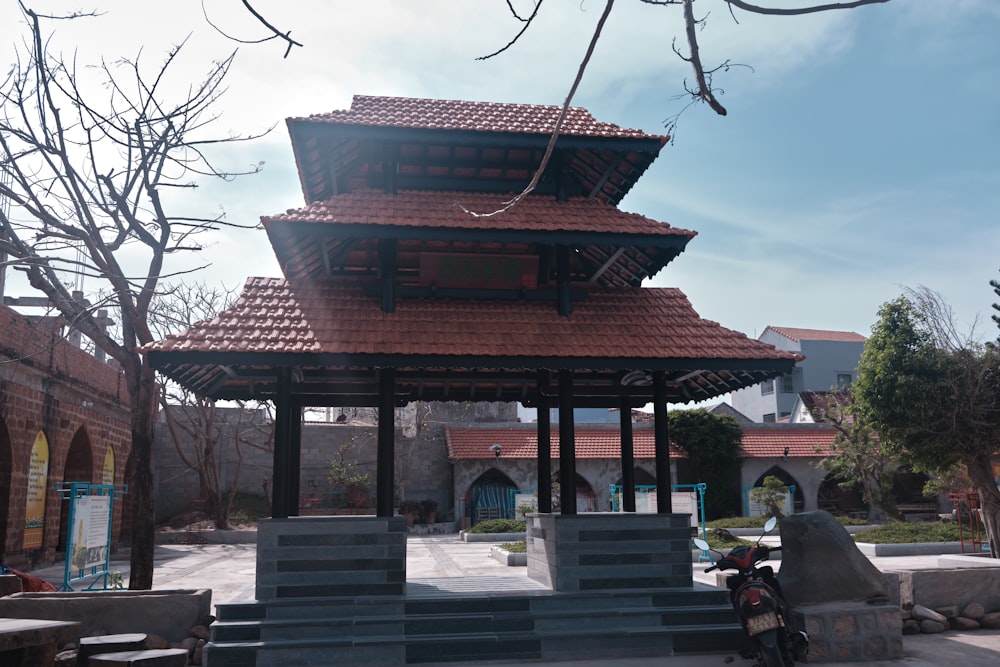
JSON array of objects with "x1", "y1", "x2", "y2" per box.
[
  {"x1": 460, "y1": 531, "x2": 525, "y2": 543},
  {"x1": 489, "y1": 546, "x2": 527, "y2": 566}
]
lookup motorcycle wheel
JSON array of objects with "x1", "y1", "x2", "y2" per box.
[{"x1": 759, "y1": 642, "x2": 788, "y2": 667}]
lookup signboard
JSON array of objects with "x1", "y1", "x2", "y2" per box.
[
  {"x1": 616, "y1": 488, "x2": 699, "y2": 529},
  {"x1": 68, "y1": 495, "x2": 111, "y2": 571},
  {"x1": 57, "y1": 483, "x2": 125, "y2": 590},
  {"x1": 23, "y1": 431, "x2": 49, "y2": 549}
]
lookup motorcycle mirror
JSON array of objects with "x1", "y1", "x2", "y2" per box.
[
  {"x1": 764, "y1": 516, "x2": 778, "y2": 533},
  {"x1": 692, "y1": 538, "x2": 710, "y2": 551}
]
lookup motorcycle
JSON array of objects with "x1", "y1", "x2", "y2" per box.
[{"x1": 693, "y1": 517, "x2": 808, "y2": 667}]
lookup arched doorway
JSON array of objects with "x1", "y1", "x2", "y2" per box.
[
  {"x1": 552, "y1": 471, "x2": 599, "y2": 513},
  {"x1": 466, "y1": 469, "x2": 518, "y2": 525},
  {"x1": 0, "y1": 418, "x2": 12, "y2": 557},
  {"x1": 817, "y1": 474, "x2": 864, "y2": 517},
  {"x1": 57, "y1": 427, "x2": 94, "y2": 553},
  {"x1": 751, "y1": 466, "x2": 804, "y2": 514}
]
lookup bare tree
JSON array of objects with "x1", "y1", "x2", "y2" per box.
[
  {"x1": 151, "y1": 282, "x2": 273, "y2": 529},
  {"x1": 0, "y1": 6, "x2": 266, "y2": 588}
]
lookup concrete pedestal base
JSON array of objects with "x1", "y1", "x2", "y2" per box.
[
  {"x1": 789, "y1": 602, "x2": 902, "y2": 662},
  {"x1": 256, "y1": 515, "x2": 407, "y2": 601},
  {"x1": 526, "y1": 512, "x2": 693, "y2": 592}
]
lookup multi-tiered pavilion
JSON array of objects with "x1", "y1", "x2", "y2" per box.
[{"x1": 145, "y1": 95, "x2": 798, "y2": 664}]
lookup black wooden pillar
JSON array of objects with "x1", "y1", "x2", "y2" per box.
[
  {"x1": 652, "y1": 370, "x2": 672, "y2": 513},
  {"x1": 619, "y1": 395, "x2": 636, "y2": 513},
  {"x1": 536, "y1": 398, "x2": 552, "y2": 513},
  {"x1": 271, "y1": 367, "x2": 292, "y2": 518},
  {"x1": 376, "y1": 368, "x2": 396, "y2": 517},
  {"x1": 288, "y1": 403, "x2": 303, "y2": 516},
  {"x1": 558, "y1": 369, "x2": 577, "y2": 514}
]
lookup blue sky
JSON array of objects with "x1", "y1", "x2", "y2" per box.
[{"x1": 3, "y1": 1, "x2": 999, "y2": 346}]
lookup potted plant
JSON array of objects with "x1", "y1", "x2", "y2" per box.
[
  {"x1": 420, "y1": 498, "x2": 438, "y2": 525},
  {"x1": 398, "y1": 500, "x2": 421, "y2": 526}
]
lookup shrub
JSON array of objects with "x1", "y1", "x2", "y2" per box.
[
  {"x1": 499, "y1": 540, "x2": 527, "y2": 553},
  {"x1": 466, "y1": 518, "x2": 525, "y2": 534},
  {"x1": 228, "y1": 492, "x2": 269, "y2": 525},
  {"x1": 853, "y1": 522, "x2": 962, "y2": 544}
]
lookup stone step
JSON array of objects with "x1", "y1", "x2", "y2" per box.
[
  {"x1": 77, "y1": 633, "x2": 147, "y2": 665},
  {"x1": 205, "y1": 622, "x2": 747, "y2": 666},
  {"x1": 211, "y1": 598, "x2": 737, "y2": 641},
  {"x1": 87, "y1": 648, "x2": 188, "y2": 666}
]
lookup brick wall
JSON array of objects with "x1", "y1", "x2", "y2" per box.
[{"x1": 0, "y1": 304, "x2": 131, "y2": 569}]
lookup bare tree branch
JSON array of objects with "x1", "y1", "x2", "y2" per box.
[
  {"x1": 724, "y1": 0, "x2": 891, "y2": 17},
  {"x1": 478, "y1": 0, "x2": 545, "y2": 60},
  {"x1": 460, "y1": 0, "x2": 614, "y2": 218},
  {"x1": 202, "y1": 0, "x2": 303, "y2": 58}
]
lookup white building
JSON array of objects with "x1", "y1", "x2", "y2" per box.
[{"x1": 731, "y1": 326, "x2": 866, "y2": 423}]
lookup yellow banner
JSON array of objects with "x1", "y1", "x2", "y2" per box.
[
  {"x1": 102, "y1": 448, "x2": 115, "y2": 485},
  {"x1": 23, "y1": 431, "x2": 49, "y2": 549}
]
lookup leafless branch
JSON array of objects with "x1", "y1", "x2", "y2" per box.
[
  {"x1": 724, "y1": 0, "x2": 891, "y2": 17},
  {"x1": 478, "y1": 0, "x2": 545, "y2": 60},
  {"x1": 460, "y1": 0, "x2": 614, "y2": 218},
  {"x1": 202, "y1": 0, "x2": 303, "y2": 58}
]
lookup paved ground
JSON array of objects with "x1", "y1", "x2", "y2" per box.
[{"x1": 26, "y1": 534, "x2": 1000, "y2": 666}]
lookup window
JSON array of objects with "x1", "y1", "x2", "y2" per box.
[
  {"x1": 837, "y1": 373, "x2": 853, "y2": 390},
  {"x1": 761, "y1": 379, "x2": 775, "y2": 395},
  {"x1": 779, "y1": 374, "x2": 795, "y2": 393},
  {"x1": 763, "y1": 413, "x2": 776, "y2": 423}
]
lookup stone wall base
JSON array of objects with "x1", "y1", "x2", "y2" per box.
[
  {"x1": 255, "y1": 516, "x2": 406, "y2": 601},
  {"x1": 790, "y1": 602, "x2": 902, "y2": 663},
  {"x1": 526, "y1": 512, "x2": 693, "y2": 592}
]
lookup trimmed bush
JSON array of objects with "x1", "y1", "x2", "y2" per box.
[{"x1": 466, "y1": 518, "x2": 526, "y2": 534}]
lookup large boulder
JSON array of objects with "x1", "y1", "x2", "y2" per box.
[{"x1": 777, "y1": 510, "x2": 889, "y2": 607}]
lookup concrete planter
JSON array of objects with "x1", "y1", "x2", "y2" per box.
[
  {"x1": 460, "y1": 531, "x2": 525, "y2": 543},
  {"x1": 489, "y1": 545, "x2": 527, "y2": 566}
]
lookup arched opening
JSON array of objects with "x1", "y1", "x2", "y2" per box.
[
  {"x1": 751, "y1": 466, "x2": 804, "y2": 514},
  {"x1": 466, "y1": 469, "x2": 518, "y2": 525},
  {"x1": 57, "y1": 427, "x2": 94, "y2": 554},
  {"x1": 892, "y1": 467, "x2": 934, "y2": 519},
  {"x1": 552, "y1": 471, "x2": 599, "y2": 513},
  {"x1": 817, "y1": 474, "x2": 865, "y2": 517},
  {"x1": 0, "y1": 418, "x2": 12, "y2": 557}
]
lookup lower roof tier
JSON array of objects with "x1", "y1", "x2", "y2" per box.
[{"x1": 144, "y1": 277, "x2": 799, "y2": 404}]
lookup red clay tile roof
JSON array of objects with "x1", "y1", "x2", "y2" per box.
[
  {"x1": 146, "y1": 278, "x2": 794, "y2": 362},
  {"x1": 445, "y1": 426, "x2": 679, "y2": 460},
  {"x1": 765, "y1": 326, "x2": 866, "y2": 343},
  {"x1": 739, "y1": 426, "x2": 837, "y2": 458},
  {"x1": 263, "y1": 190, "x2": 695, "y2": 238},
  {"x1": 446, "y1": 424, "x2": 835, "y2": 460},
  {"x1": 292, "y1": 95, "x2": 669, "y2": 143}
]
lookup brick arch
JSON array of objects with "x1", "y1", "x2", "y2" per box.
[
  {"x1": 0, "y1": 418, "x2": 11, "y2": 557},
  {"x1": 56, "y1": 426, "x2": 95, "y2": 553}
]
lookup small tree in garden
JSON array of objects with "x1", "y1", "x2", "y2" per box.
[
  {"x1": 750, "y1": 475, "x2": 788, "y2": 519},
  {"x1": 328, "y1": 442, "x2": 374, "y2": 509}
]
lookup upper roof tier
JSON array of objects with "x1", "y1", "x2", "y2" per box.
[
  {"x1": 263, "y1": 189, "x2": 695, "y2": 287},
  {"x1": 286, "y1": 95, "x2": 670, "y2": 206}
]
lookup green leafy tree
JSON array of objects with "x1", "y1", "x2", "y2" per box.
[
  {"x1": 810, "y1": 392, "x2": 902, "y2": 521},
  {"x1": 749, "y1": 475, "x2": 788, "y2": 519},
  {"x1": 668, "y1": 408, "x2": 743, "y2": 518},
  {"x1": 854, "y1": 292, "x2": 1000, "y2": 556}
]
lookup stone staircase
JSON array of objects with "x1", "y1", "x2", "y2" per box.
[{"x1": 203, "y1": 582, "x2": 746, "y2": 666}]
